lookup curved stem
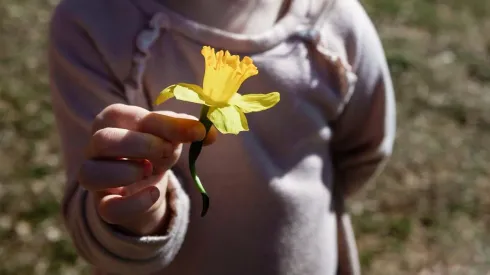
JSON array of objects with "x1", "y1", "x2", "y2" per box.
[{"x1": 188, "y1": 105, "x2": 213, "y2": 217}]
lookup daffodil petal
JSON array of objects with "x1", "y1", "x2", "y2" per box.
[
  {"x1": 231, "y1": 92, "x2": 280, "y2": 113},
  {"x1": 155, "y1": 83, "x2": 207, "y2": 106},
  {"x1": 173, "y1": 83, "x2": 207, "y2": 104},
  {"x1": 207, "y1": 106, "x2": 249, "y2": 134},
  {"x1": 155, "y1": 85, "x2": 176, "y2": 105}
]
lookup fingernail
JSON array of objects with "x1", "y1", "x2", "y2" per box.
[
  {"x1": 150, "y1": 188, "x2": 160, "y2": 203},
  {"x1": 143, "y1": 160, "x2": 153, "y2": 177}
]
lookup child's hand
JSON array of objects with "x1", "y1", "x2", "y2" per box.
[{"x1": 78, "y1": 104, "x2": 217, "y2": 235}]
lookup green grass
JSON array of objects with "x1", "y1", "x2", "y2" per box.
[
  {"x1": 0, "y1": 0, "x2": 489, "y2": 274},
  {"x1": 354, "y1": 1, "x2": 490, "y2": 274}
]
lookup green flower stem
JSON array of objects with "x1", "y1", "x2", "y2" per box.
[{"x1": 188, "y1": 105, "x2": 213, "y2": 217}]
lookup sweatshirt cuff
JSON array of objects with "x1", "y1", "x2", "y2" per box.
[{"x1": 82, "y1": 171, "x2": 190, "y2": 274}]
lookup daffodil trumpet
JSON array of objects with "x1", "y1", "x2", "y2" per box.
[{"x1": 155, "y1": 46, "x2": 280, "y2": 217}]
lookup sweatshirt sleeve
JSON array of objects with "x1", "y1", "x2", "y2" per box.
[
  {"x1": 48, "y1": 3, "x2": 190, "y2": 273},
  {"x1": 330, "y1": 0, "x2": 396, "y2": 197}
]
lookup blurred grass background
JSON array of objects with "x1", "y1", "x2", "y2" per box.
[{"x1": 0, "y1": 0, "x2": 489, "y2": 274}]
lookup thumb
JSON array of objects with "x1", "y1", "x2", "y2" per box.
[{"x1": 97, "y1": 185, "x2": 161, "y2": 225}]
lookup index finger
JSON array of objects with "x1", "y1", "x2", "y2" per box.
[
  {"x1": 139, "y1": 111, "x2": 218, "y2": 144},
  {"x1": 139, "y1": 112, "x2": 205, "y2": 143},
  {"x1": 92, "y1": 103, "x2": 217, "y2": 144},
  {"x1": 92, "y1": 104, "x2": 149, "y2": 134}
]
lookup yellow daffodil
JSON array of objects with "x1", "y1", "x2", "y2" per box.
[
  {"x1": 155, "y1": 46, "x2": 280, "y2": 134},
  {"x1": 154, "y1": 46, "x2": 280, "y2": 217}
]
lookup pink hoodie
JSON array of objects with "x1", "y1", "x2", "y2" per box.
[{"x1": 48, "y1": 0, "x2": 396, "y2": 274}]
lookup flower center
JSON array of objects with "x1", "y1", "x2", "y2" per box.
[{"x1": 201, "y1": 46, "x2": 258, "y2": 104}]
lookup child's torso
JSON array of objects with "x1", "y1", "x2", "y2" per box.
[{"x1": 84, "y1": 0, "x2": 357, "y2": 273}]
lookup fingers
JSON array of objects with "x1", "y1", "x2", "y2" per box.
[
  {"x1": 83, "y1": 104, "x2": 218, "y2": 192},
  {"x1": 139, "y1": 111, "x2": 206, "y2": 143},
  {"x1": 93, "y1": 104, "x2": 218, "y2": 146},
  {"x1": 87, "y1": 127, "x2": 176, "y2": 159},
  {"x1": 97, "y1": 186, "x2": 160, "y2": 225},
  {"x1": 84, "y1": 104, "x2": 219, "y2": 233},
  {"x1": 150, "y1": 111, "x2": 218, "y2": 145},
  {"x1": 94, "y1": 104, "x2": 205, "y2": 144},
  {"x1": 79, "y1": 159, "x2": 152, "y2": 191},
  {"x1": 86, "y1": 125, "x2": 207, "y2": 174},
  {"x1": 151, "y1": 143, "x2": 183, "y2": 174},
  {"x1": 96, "y1": 173, "x2": 170, "y2": 230},
  {"x1": 92, "y1": 104, "x2": 149, "y2": 134}
]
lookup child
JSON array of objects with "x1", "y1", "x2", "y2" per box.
[{"x1": 48, "y1": 0, "x2": 396, "y2": 274}]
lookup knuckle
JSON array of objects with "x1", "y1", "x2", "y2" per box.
[
  {"x1": 91, "y1": 128, "x2": 119, "y2": 155},
  {"x1": 92, "y1": 104, "x2": 125, "y2": 132},
  {"x1": 105, "y1": 103, "x2": 126, "y2": 117},
  {"x1": 101, "y1": 104, "x2": 125, "y2": 123}
]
